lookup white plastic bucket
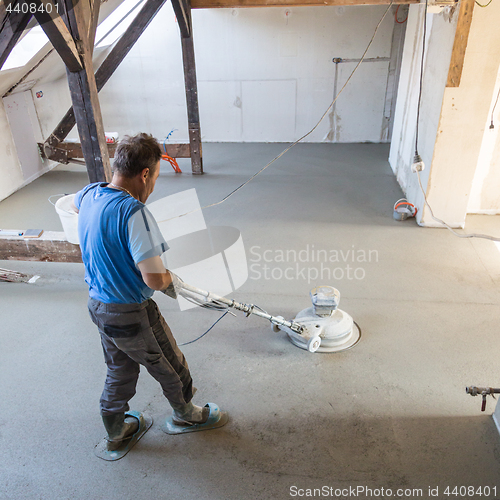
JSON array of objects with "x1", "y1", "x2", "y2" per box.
[{"x1": 54, "y1": 194, "x2": 79, "y2": 244}]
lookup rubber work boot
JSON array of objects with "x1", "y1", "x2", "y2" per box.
[
  {"x1": 170, "y1": 401, "x2": 209, "y2": 426},
  {"x1": 102, "y1": 413, "x2": 140, "y2": 451}
]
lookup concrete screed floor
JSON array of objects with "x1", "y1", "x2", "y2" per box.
[{"x1": 1, "y1": 143, "x2": 500, "y2": 500}]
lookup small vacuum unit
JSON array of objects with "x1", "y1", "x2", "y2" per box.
[{"x1": 179, "y1": 283, "x2": 360, "y2": 353}]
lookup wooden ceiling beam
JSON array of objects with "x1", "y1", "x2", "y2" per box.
[
  {"x1": 191, "y1": 0, "x2": 417, "y2": 7},
  {"x1": 39, "y1": 141, "x2": 192, "y2": 161},
  {"x1": 88, "y1": 0, "x2": 101, "y2": 54},
  {"x1": 171, "y1": 0, "x2": 191, "y2": 38},
  {"x1": 33, "y1": 0, "x2": 83, "y2": 72},
  {"x1": 446, "y1": 0, "x2": 474, "y2": 87}
]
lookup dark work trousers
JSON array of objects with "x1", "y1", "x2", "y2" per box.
[{"x1": 88, "y1": 297, "x2": 194, "y2": 416}]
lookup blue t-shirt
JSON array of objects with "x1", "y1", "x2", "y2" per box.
[{"x1": 74, "y1": 183, "x2": 169, "y2": 304}]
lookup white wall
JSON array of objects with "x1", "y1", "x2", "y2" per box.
[
  {"x1": 30, "y1": 3, "x2": 397, "y2": 146},
  {"x1": 192, "y1": 5, "x2": 395, "y2": 143},
  {"x1": 0, "y1": 100, "x2": 24, "y2": 202},
  {"x1": 30, "y1": 75, "x2": 75, "y2": 140},
  {"x1": 4, "y1": 92, "x2": 46, "y2": 181},
  {"x1": 0, "y1": 3, "x2": 398, "y2": 202},
  {"x1": 468, "y1": 66, "x2": 500, "y2": 214},
  {"x1": 423, "y1": 0, "x2": 500, "y2": 227},
  {"x1": 390, "y1": 1, "x2": 500, "y2": 227},
  {"x1": 0, "y1": 91, "x2": 56, "y2": 203},
  {"x1": 389, "y1": 4, "x2": 458, "y2": 217}
]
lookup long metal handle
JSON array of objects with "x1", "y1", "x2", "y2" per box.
[
  {"x1": 466, "y1": 386, "x2": 500, "y2": 412},
  {"x1": 466, "y1": 386, "x2": 500, "y2": 396},
  {"x1": 179, "y1": 282, "x2": 304, "y2": 334}
]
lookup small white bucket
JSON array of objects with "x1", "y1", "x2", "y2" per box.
[{"x1": 54, "y1": 194, "x2": 79, "y2": 244}]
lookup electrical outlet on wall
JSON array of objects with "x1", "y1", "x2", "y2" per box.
[{"x1": 411, "y1": 154, "x2": 425, "y2": 173}]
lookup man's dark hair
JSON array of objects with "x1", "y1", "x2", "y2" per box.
[{"x1": 113, "y1": 133, "x2": 162, "y2": 177}]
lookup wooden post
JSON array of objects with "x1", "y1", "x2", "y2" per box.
[
  {"x1": 447, "y1": 0, "x2": 475, "y2": 88},
  {"x1": 182, "y1": 34, "x2": 203, "y2": 174},
  {"x1": 172, "y1": 0, "x2": 203, "y2": 174},
  {"x1": 63, "y1": 0, "x2": 112, "y2": 182},
  {"x1": 87, "y1": 0, "x2": 100, "y2": 54}
]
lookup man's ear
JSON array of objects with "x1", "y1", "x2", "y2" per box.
[{"x1": 142, "y1": 168, "x2": 150, "y2": 181}]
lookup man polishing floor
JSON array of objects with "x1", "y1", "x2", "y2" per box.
[{"x1": 72, "y1": 133, "x2": 227, "y2": 460}]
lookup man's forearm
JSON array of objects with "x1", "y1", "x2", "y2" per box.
[
  {"x1": 138, "y1": 256, "x2": 173, "y2": 290},
  {"x1": 142, "y1": 270, "x2": 173, "y2": 291}
]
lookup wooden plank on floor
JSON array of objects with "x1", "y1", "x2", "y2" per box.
[
  {"x1": 0, "y1": 232, "x2": 82, "y2": 263},
  {"x1": 447, "y1": 0, "x2": 474, "y2": 88}
]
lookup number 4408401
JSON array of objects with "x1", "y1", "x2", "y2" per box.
[
  {"x1": 6, "y1": 2, "x2": 60, "y2": 14},
  {"x1": 444, "y1": 486, "x2": 497, "y2": 497}
]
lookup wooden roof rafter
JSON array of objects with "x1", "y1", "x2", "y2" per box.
[{"x1": 32, "y1": 0, "x2": 83, "y2": 72}]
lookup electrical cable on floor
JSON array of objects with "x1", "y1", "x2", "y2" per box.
[
  {"x1": 178, "y1": 310, "x2": 231, "y2": 346},
  {"x1": 415, "y1": 170, "x2": 500, "y2": 241},
  {"x1": 157, "y1": 0, "x2": 395, "y2": 225},
  {"x1": 349, "y1": 321, "x2": 362, "y2": 351}
]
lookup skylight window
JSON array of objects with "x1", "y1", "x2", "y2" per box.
[
  {"x1": 2, "y1": 25, "x2": 49, "y2": 71},
  {"x1": 1, "y1": 0, "x2": 143, "y2": 72},
  {"x1": 95, "y1": 0, "x2": 145, "y2": 48}
]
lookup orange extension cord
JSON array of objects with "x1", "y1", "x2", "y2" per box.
[{"x1": 162, "y1": 153, "x2": 182, "y2": 173}]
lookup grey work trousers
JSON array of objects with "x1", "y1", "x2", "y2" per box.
[{"x1": 88, "y1": 297, "x2": 193, "y2": 416}]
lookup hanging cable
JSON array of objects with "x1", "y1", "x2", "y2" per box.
[
  {"x1": 475, "y1": 0, "x2": 493, "y2": 7},
  {"x1": 490, "y1": 85, "x2": 500, "y2": 129},
  {"x1": 178, "y1": 310, "x2": 231, "y2": 346},
  {"x1": 182, "y1": 295, "x2": 229, "y2": 311},
  {"x1": 415, "y1": 0, "x2": 428, "y2": 156},
  {"x1": 95, "y1": 0, "x2": 145, "y2": 47},
  {"x1": 157, "y1": 0, "x2": 395, "y2": 224}
]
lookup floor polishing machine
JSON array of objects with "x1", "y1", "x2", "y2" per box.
[{"x1": 178, "y1": 283, "x2": 361, "y2": 353}]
